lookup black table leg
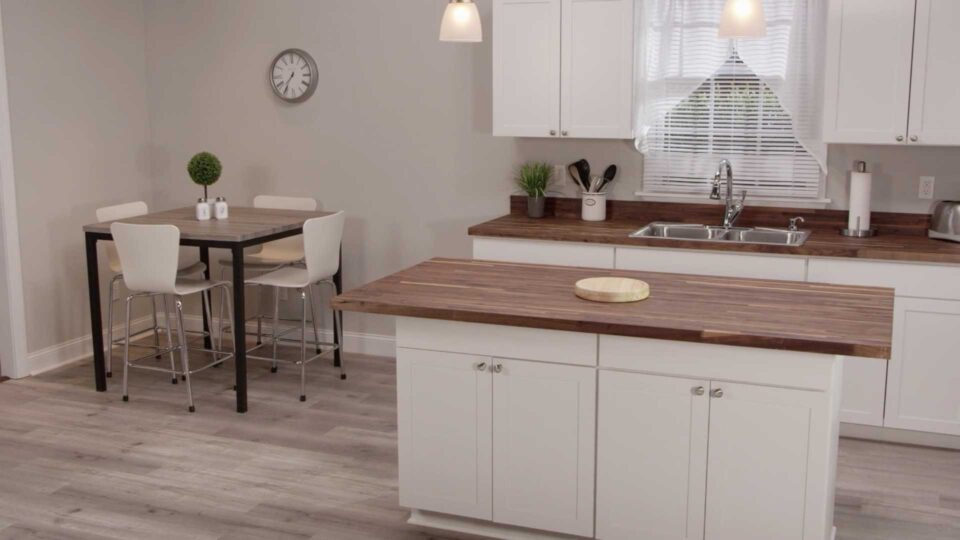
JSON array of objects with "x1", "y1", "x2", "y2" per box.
[
  {"x1": 85, "y1": 233, "x2": 107, "y2": 392},
  {"x1": 333, "y1": 244, "x2": 342, "y2": 368},
  {"x1": 199, "y1": 246, "x2": 214, "y2": 351},
  {"x1": 231, "y1": 246, "x2": 247, "y2": 413}
]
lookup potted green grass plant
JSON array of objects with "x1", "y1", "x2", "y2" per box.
[
  {"x1": 187, "y1": 151, "x2": 222, "y2": 201},
  {"x1": 516, "y1": 162, "x2": 553, "y2": 218}
]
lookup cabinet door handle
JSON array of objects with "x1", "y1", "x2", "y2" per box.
[
  {"x1": 475, "y1": 362, "x2": 487, "y2": 372},
  {"x1": 896, "y1": 135, "x2": 904, "y2": 142},
  {"x1": 910, "y1": 135, "x2": 919, "y2": 142},
  {"x1": 493, "y1": 363, "x2": 503, "y2": 373},
  {"x1": 561, "y1": 130, "x2": 569, "y2": 137},
  {"x1": 549, "y1": 130, "x2": 557, "y2": 136},
  {"x1": 693, "y1": 386, "x2": 705, "y2": 396},
  {"x1": 711, "y1": 388, "x2": 724, "y2": 398}
]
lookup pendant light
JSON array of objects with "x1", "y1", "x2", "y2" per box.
[
  {"x1": 440, "y1": 0, "x2": 482, "y2": 43},
  {"x1": 718, "y1": 0, "x2": 767, "y2": 38}
]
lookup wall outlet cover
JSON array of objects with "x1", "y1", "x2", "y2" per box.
[{"x1": 919, "y1": 176, "x2": 935, "y2": 200}]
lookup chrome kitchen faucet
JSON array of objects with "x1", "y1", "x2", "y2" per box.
[{"x1": 710, "y1": 159, "x2": 747, "y2": 229}]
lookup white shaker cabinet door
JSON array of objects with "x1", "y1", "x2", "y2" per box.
[
  {"x1": 396, "y1": 348, "x2": 493, "y2": 520},
  {"x1": 704, "y1": 382, "x2": 832, "y2": 540},
  {"x1": 822, "y1": 0, "x2": 916, "y2": 144},
  {"x1": 596, "y1": 371, "x2": 709, "y2": 540},
  {"x1": 885, "y1": 297, "x2": 960, "y2": 435},
  {"x1": 491, "y1": 359, "x2": 596, "y2": 537},
  {"x1": 560, "y1": 0, "x2": 634, "y2": 138},
  {"x1": 493, "y1": 0, "x2": 562, "y2": 137},
  {"x1": 906, "y1": 0, "x2": 960, "y2": 146}
]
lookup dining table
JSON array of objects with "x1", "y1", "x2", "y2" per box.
[{"x1": 83, "y1": 206, "x2": 342, "y2": 413}]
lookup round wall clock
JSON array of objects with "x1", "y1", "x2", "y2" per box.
[{"x1": 269, "y1": 48, "x2": 318, "y2": 103}]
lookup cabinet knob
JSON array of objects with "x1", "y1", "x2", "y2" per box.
[
  {"x1": 561, "y1": 130, "x2": 569, "y2": 137},
  {"x1": 550, "y1": 130, "x2": 557, "y2": 136},
  {"x1": 910, "y1": 135, "x2": 919, "y2": 142},
  {"x1": 693, "y1": 386, "x2": 705, "y2": 396},
  {"x1": 493, "y1": 363, "x2": 503, "y2": 374},
  {"x1": 475, "y1": 362, "x2": 487, "y2": 372},
  {"x1": 896, "y1": 135, "x2": 904, "y2": 142},
  {"x1": 711, "y1": 388, "x2": 724, "y2": 398}
]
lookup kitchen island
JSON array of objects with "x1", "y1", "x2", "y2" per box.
[{"x1": 332, "y1": 258, "x2": 894, "y2": 540}]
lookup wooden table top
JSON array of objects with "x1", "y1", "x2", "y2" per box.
[
  {"x1": 83, "y1": 206, "x2": 333, "y2": 243},
  {"x1": 469, "y1": 214, "x2": 960, "y2": 265},
  {"x1": 333, "y1": 258, "x2": 895, "y2": 358}
]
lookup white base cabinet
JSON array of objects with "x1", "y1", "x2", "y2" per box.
[
  {"x1": 397, "y1": 344, "x2": 596, "y2": 537},
  {"x1": 397, "y1": 318, "x2": 841, "y2": 540}
]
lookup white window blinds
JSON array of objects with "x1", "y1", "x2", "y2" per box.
[
  {"x1": 635, "y1": 0, "x2": 827, "y2": 200},
  {"x1": 643, "y1": 53, "x2": 822, "y2": 198}
]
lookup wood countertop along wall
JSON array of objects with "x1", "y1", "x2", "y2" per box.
[
  {"x1": 333, "y1": 258, "x2": 894, "y2": 359},
  {"x1": 467, "y1": 197, "x2": 960, "y2": 265}
]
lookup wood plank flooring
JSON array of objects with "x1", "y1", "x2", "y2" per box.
[{"x1": 0, "y1": 341, "x2": 957, "y2": 539}]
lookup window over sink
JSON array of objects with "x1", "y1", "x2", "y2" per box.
[{"x1": 634, "y1": 0, "x2": 827, "y2": 202}]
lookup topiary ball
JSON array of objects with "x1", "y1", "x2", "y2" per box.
[{"x1": 187, "y1": 152, "x2": 222, "y2": 187}]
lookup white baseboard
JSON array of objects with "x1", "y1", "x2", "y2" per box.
[
  {"x1": 179, "y1": 314, "x2": 396, "y2": 358},
  {"x1": 21, "y1": 313, "x2": 395, "y2": 379},
  {"x1": 841, "y1": 422, "x2": 960, "y2": 450},
  {"x1": 27, "y1": 315, "x2": 155, "y2": 376}
]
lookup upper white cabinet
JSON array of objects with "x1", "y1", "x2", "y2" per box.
[
  {"x1": 493, "y1": 0, "x2": 634, "y2": 139},
  {"x1": 823, "y1": 0, "x2": 960, "y2": 145}
]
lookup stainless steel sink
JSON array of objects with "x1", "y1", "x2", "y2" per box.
[{"x1": 629, "y1": 222, "x2": 811, "y2": 247}]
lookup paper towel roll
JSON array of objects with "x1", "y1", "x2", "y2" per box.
[{"x1": 848, "y1": 165, "x2": 872, "y2": 231}]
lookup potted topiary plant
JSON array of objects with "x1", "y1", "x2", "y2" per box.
[
  {"x1": 187, "y1": 151, "x2": 222, "y2": 202},
  {"x1": 516, "y1": 162, "x2": 553, "y2": 218}
]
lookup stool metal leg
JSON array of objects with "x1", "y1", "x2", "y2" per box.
[
  {"x1": 175, "y1": 298, "x2": 195, "y2": 413},
  {"x1": 308, "y1": 284, "x2": 321, "y2": 354},
  {"x1": 106, "y1": 275, "x2": 119, "y2": 377},
  {"x1": 121, "y1": 295, "x2": 132, "y2": 402},
  {"x1": 162, "y1": 295, "x2": 177, "y2": 384},
  {"x1": 299, "y1": 289, "x2": 307, "y2": 402},
  {"x1": 151, "y1": 295, "x2": 162, "y2": 360},
  {"x1": 271, "y1": 287, "x2": 280, "y2": 373},
  {"x1": 336, "y1": 307, "x2": 345, "y2": 380}
]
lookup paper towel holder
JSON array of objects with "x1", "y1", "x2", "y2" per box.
[{"x1": 840, "y1": 161, "x2": 878, "y2": 238}]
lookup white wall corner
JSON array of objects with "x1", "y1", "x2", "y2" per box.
[{"x1": 0, "y1": 3, "x2": 29, "y2": 379}]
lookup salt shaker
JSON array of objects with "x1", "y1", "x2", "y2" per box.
[
  {"x1": 195, "y1": 198, "x2": 211, "y2": 221},
  {"x1": 214, "y1": 197, "x2": 229, "y2": 220}
]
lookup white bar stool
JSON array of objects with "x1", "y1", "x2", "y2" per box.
[
  {"x1": 243, "y1": 212, "x2": 345, "y2": 401},
  {"x1": 96, "y1": 201, "x2": 207, "y2": 381},
  {"x1": 217, "y1": 195, "x2": 318, "y2": 348},
  {"x1": 111, "y1": 222, "x2": 234, "y2": 412}
]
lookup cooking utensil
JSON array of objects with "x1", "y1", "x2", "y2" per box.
[
  {"x1": 567, "y1": 163, "x2": 586, "y2": 191},
  {"x1": 574, "y1": 159, "x2": 591, "y2": 192},
  {"x1": 598, "y1": 165, "x2": 618, "y2": 191},
  {"x1": 589, "y1": 175, "x2": 604, "y2": 193}
]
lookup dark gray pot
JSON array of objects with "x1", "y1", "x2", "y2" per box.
[{"x1": 527, "y1": 196, "x2": 546, "y2": 218}]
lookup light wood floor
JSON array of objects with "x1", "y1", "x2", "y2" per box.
[{"x1": 0, "y1": 341, "x2": 958, "y2": 539}]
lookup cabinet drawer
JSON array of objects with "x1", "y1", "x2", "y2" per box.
[
  {"x1": 398, "y1": 317, "x2": 597, "y2": 367},
  {"x1": 616, "y1": 246, "x2": 806, "y2": 281},
  {"x1": 474, "y1": 237, "x2": 614, "y2": 269},
  {"x1": 808, "y1": 258, "x2": 958, "y2": 299}
]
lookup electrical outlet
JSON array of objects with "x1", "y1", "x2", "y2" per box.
[{"x1": 919, "y1": 176, "x2": 936, "y2": 199}]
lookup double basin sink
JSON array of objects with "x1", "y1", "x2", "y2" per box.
[{"x1": 630, "y1": 222, "x2": 811, "y2": 247}]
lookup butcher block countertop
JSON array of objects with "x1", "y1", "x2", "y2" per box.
[
  {"x1": 467, "y1": 197, "x2": 960, "y2": 265},
  {"x1": 333, "y1": 258, "x2": 894, "y2": 359}
]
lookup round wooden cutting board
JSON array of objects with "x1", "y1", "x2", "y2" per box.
[{"x1": 574, "y1": 277, "x2": 650, "y2": 303}]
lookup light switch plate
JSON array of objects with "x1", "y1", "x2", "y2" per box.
[{"x1": 919, "y1": 176, "x2": 935, "y2": 199}]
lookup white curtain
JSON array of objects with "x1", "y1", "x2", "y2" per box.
[{"x1": 634, "y1": 0, "x2": 827, "y2": 172}]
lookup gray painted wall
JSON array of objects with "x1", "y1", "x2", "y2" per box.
[
  {"x1": 5, "y1": 0, "x2": 960, "y2": 358},
  {"x1": 2, "y1": 0, "x2": 153, "y2": 353}
]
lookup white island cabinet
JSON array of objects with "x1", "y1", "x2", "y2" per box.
[{"x1": 398, "y1": 318, "x2": 842, "y2": 540}]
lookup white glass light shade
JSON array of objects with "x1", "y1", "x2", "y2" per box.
[
  {"x1": 718, "y1": 0, "x2": 767, "y2": 38},
  {"x1": 440, "y1": 0, "x2": 482, "y2": 43}
]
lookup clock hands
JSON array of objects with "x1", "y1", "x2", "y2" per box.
[{"x1": 281, "y1": 71, "x2": 296, "y2": 95}]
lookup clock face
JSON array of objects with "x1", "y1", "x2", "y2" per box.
[{"x1": 269, "y1": 49, "x2": 318, "y2": 103}]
